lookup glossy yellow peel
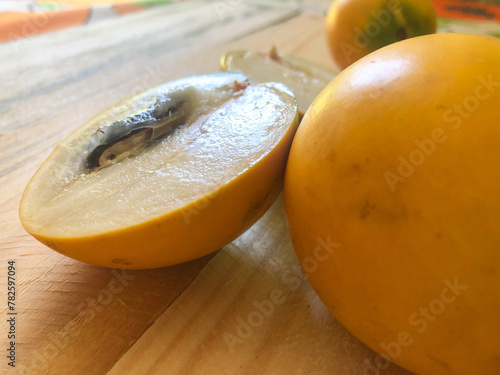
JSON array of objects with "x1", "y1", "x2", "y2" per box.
[{"x1": 285, "y1": 34, "x2": 500, "y2": 375}]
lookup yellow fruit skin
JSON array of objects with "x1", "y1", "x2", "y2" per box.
[
  {"x1": 326, "y1": 0, "x2": 436, "y2": 70},
  {"x1": 25, "y1": 113, "x2": 298, "y2": 270},
  {"x1": 284, "y1": 33, "x2": 500, "y2": 375}
]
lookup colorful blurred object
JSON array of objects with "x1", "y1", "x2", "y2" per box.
[
  {"x1": 0, "y1": 0, "x2": 180, "y2": 43},
  {"x1": 434, "y1": 0, "x2": 500, "y2": 21}
]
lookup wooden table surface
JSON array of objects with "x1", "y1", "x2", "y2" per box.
[{"x1": 0, "y1": 1, "x2": 416, "y2": 374}]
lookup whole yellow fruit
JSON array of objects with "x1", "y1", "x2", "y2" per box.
[
  {"x1": 284, "y1": 33, "x2": 500, "y2": 375},
  {"x1": 326, "y1": 0, "x2": 437, "y2": 69}
]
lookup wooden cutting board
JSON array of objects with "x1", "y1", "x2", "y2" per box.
[{"x1": 0, "y1": 1, "x2": 412, "y2": 374}]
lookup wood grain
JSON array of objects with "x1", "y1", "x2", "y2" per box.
[
  {"x1": 108, "y1": 197, "x2": 410, "y2": 375},
  {"x1": 1, "y1": 1, "x2": 411, "y2": 374}
]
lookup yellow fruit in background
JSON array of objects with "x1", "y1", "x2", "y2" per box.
[
  {"x1": 326, "y1": 0, "x2": 437, "y2": 69},
  {"x1": 20, "y1": 72, "x2": 299, "y2": 269},
  {"x1": 284, "y1": 33, "x2": 500, "y2": 375}
]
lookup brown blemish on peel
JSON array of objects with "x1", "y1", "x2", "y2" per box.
[
  {"x1": 397, "y1": 27, "x2": 408, "y2": 40},
  {"x1": 45, "y1": 240, "x2": 66, "y2": 254},
  {"x1": 243, "y1": 192, "x2": 270, "y2": 224},
  {"x1": 360, "y1": 200, "x2": 376, "y2": 220},
  {"x1": 112, "y1": 258, "x2": 132, "y2": 266}
]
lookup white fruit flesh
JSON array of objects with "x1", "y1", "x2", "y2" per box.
[
  {"x1": 20, "y1": 73, "x2": 297, "y2": 238},
  {"x1": 221, "y1": 49, "x2": 336, "y2": 114}
]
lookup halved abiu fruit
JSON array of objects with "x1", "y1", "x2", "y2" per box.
[
  {"x1": 20, "y1": 72, "x2": 299, "y2": 269},
  {"x1": 221, "y1": 47, "x2": 336, "y2": 115}
]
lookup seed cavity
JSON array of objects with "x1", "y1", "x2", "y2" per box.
[{"x1": 85, "y1": 80, "x2": 248, "y2": 170}]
